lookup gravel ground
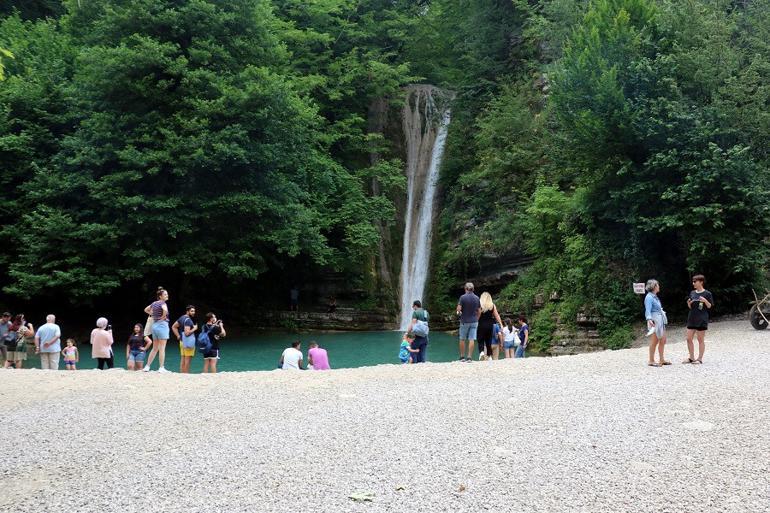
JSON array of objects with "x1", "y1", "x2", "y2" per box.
[{"x1": 1, "y1": 320, "x2": 768, "y2": 513}]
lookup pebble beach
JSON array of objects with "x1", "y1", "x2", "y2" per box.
[{"x1": 2, "y1": 320, "x2": 768, "y2": 513}]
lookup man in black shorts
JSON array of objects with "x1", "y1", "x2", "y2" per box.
[{"x1": 684, "y1": 274, "x2": 713, "y2": 364}]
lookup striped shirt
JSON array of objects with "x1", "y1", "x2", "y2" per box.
[{"x1": 151, "y1": 300, "x2": 167, "y2": 322}]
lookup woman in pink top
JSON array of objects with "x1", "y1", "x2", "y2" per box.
[
  {"x1": 307, "y1": 342, "x2": 330, "y2": 370},
  {"x1": 90, "y1": 317, "x2": 115, "y2": 370}
]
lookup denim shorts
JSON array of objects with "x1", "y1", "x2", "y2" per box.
[
  {"x1": 459, "y1": 322, "x2": 478, "y2": 341},
  {"x1": 128, "y1": 350, "x2": 146, "y2": 363},
  {"x1": 152, "y1": 320, "x2": 169, "y2": 340},
  {"x1": 503, "y1": 341, "x2": 517, "y2": 350},
  {"x1": 650, "y1": 312, "x2": 667, "y2": 338}
]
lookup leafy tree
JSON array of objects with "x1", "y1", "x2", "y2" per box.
[
  {"x1": 0, "y1": 0, "x2": 64, "y2": 20},
  {"x1": 3, "y1": 0, "x2": 398, "y2": 301}
]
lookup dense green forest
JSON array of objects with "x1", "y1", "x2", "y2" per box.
[{"x1": 1, "y1": 0, "x2": 768, "y2": 347}]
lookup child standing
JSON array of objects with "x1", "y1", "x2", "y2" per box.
[
  {"x1": 62, "y1": 339, "x2": 79, "y2": 370},
  {"x1": 502, "y1": 318, "x2": 518, "y2": 359},
  {"x1": 515, "y1": 315, "x2": 529, "y2": 358},
  {"x1": 399, "y1": 332, "x2": 419, "y2": 364}
]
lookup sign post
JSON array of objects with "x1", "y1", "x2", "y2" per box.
[{"x1": 633, "y1": 283, "x2": 646, "y2": 295}]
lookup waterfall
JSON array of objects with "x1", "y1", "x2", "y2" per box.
[{"x1": 398, "y1": 86, "x2": 451, "y2": 330}]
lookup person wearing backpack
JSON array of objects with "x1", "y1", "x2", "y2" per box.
[
  {"x1": 201, "y1": 312, "x2": 226, "y2": 373},
  {"x1": 6, "y1": 314, "x2": 34, "y2": 369},
  {"x1": 408, "y1": 300, "x2": 429, "y2": 363},
  {"x1": 172, "y1": 305, "x2": 197, "y2": 374}
]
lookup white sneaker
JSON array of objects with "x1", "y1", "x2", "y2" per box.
[
  {"x1": 158, "y1": 367, "x2": 170, "y2": 373},
  {"x1": 479, "y1": 352, "x2": 486, "y2": 361},
  {"x1": 142, "y1": 365, "x2": 150, "y2": 372}
]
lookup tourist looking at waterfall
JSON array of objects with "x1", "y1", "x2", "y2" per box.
[
  {"x1": 308, "y1": 342, "x2": 330, "y2": 370},
  {"x1": 408, "y1": 300, "x2": 429, "y2": 363},
  {"x1": 477, "y1": 292, "x2": 504, "y2": 361},
  {"x1": 456, "y1": 283, "x2": 481, "y2": 362},
  {"x1": 281, "y1": 340, "x2": 303, "y2": 370}
]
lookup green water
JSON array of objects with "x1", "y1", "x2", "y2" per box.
[{"x1": 21, "y1": 331, "x2": 528, "y2": 372}]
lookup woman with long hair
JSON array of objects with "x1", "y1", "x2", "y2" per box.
[
  {"x1": 477, "y1": 292, "x2": 504, "y2": 361},
  {"x1": 143, "y1": 287, "x2": 170, "y2": 372},
  {"x1": 502, "y1": 318, "x2": 518, "y2": 359},
  {"x1": 127, "y1": 323, "x2": 151, "y2": 371}
]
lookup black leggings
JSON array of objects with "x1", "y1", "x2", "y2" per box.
[
  {"x1": 97, "y1": 356, "x2": 114, "y2": 370},
  {"x1": 478, "y1": 338, "x2": 494, "y2": 356}
]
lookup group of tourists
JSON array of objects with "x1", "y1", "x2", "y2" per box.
[
  {"x1": 644, "y1": 274, "x2": 714, "y2": 367},
  {"x1": 1, "y1": 287, "x2": 228, "y2": 373},
  {"x1": 455, "y1": 282, "x2": 529, "y2": 362},
  {"x1": 2, "y1": 275, "x2": 715, "y2": 372},
  {"x1": 400, "y1": 282, "x2": 530, "y2": 364}
]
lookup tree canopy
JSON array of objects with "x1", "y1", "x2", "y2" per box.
[{"x1": 1, "y1": 0, "x2": 768, "y2": 344}]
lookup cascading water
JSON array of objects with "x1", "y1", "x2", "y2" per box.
[{"x1": 398, "y1": 86, "x2": 451, "y2": 330}]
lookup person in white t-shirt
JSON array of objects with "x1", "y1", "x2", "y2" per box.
[
  {"x1": 280, "y1": 340, "x2": 304, "y2": 370},
  {"x1": 502, "y1": 318, "x2": 519, "y2": 360}
]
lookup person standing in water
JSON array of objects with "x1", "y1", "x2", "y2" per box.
[
  {"x1": 684, "y1": 274, "x2": 713, "y2": 365},
  {"x1": 143, "y1": 287, "x2": 171, "y2": 373}
]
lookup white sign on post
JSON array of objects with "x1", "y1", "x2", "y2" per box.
[{"x1": 633, "y1": 283, "x2": 646, "y2": 295}]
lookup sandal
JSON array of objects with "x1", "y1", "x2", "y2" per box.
[
  {"x1": 661, "y1": 361, "x2": 672, "y2": 365},
  {"x1": 692, "y1": 359, "x2": 702, "y2": 364},
  {"x1": 648, "y1": 362, "x2": 661, "y2": 367},
  {"x1": 682, "y1": 358, "x2": 695, "y2": 364}
]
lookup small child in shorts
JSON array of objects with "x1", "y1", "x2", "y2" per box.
[
  {"x1": 399, "y1": 332, "x2": 419, "y2": 364},
  {"x1": 62, "y1": 338, "x2": 79, "y2": 370}
]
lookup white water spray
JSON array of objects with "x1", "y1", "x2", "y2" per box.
[{"x1": 399, "y1": 86, "x2": 451, "y2": 330}]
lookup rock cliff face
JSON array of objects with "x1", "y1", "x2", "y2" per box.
[{"x1": 256, "y1": 308, "x2": 394, "y2": 331}]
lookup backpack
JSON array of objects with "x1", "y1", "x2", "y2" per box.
[
  {"x1": 196, "y1": 325, "x2": 212, "y2": 353},
  {"x1": 178, "y1": 315, "x2": 196, "y2": 349},
  {"x1": 412, "y1": 319, "x2": 429, "y2": 338},
  {"x1": 3, "y1": 330, "x2": 17, "y2": 349}
]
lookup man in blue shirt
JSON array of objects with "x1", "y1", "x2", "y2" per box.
[
  {"x1": 35, "y1": 314, "x2": 62, "y2": 370},
  {"x1": 456, "y1": 282, "x2": 481, "y2": 362}
]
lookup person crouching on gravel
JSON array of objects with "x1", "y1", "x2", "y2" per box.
[{"x1": 684, "y1": 274, "x2": 713, "y2": 365}]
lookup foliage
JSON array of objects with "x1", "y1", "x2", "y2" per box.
[
  {"x1": 0, "y1": 1, "x2": 406, "y2": 303},
  {"x1": 429, "y1": 0, "x2": 770, "y2": 347},
  {"x1": 0, "y1": 0, "x2": 63, "y2": 20},
  {"x1": 0, "y1": 0, "x2": 768, "y2": 339}
]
